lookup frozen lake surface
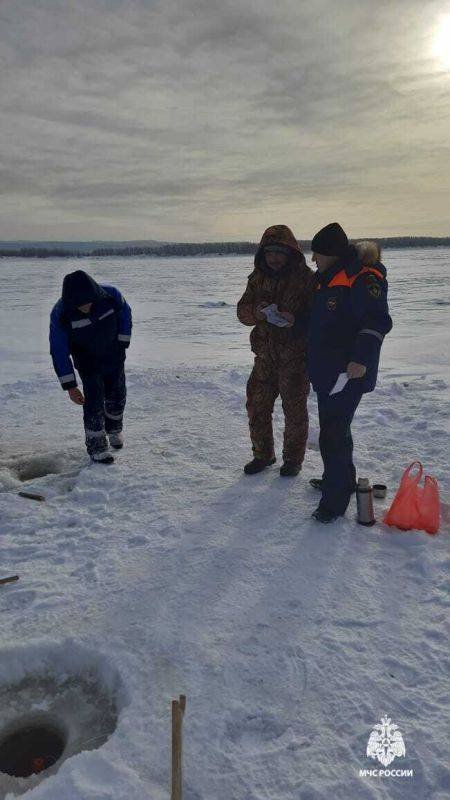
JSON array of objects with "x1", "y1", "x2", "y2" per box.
[
  {"x1": 1, "y1": 247, "x2": 449, "y2": 380},
  {"x1": 0, "y1": 249, "x2": 449, "y2": 800}
]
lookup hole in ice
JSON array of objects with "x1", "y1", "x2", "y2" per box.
[
  {"x1": 0, "y1": 450, "x2": 83, "y2": 493},
  {"x1": 13, "y1": 454, "x2": 66, "y2": 482},
  {"x1": 0, "y1": 647, "x2": 121, "y2": 798},
  {"x1": 0, "y1": 716, "x2": 66, "y2": 778}
]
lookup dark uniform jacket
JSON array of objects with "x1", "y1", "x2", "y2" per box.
[
  {"x1": 307, "y1": 242, "x2": 393, "y2": 395},
  {"x1": 49, "y1": 271, "x2": 132, "y2": 390}
]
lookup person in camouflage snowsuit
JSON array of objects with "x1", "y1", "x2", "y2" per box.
[{"x1": 237, "y1": 225, "x2": 316, "y2": 476}]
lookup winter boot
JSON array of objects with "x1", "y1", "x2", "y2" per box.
[
  {"x1": 311, "y1": 505, "x2": 338, "y2": 524},
  {"x1": 309, "y1": 478, "x2": 357, "y2": 494},
  {"x1": 280, "y1": 461, "x2": 301, "y2": 477},
  {"x1": 108, "y1": 431, "x2": 123, "y2": 449},
  {"x1": 244, "y1": 457, "x2": 276, "y2": 475},
  {"x1": 91, "y1": 451, "x2": 115, "y2": 465}
]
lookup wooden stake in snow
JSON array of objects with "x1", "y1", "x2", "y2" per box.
[
  {"x1": 171, "y1": 694, "x2": 186, "y2": 800},
  {"x1": 0, "y1": 575, "x2": 19, "y2": 586}
]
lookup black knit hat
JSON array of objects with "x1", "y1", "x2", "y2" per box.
[{"x1": 311, "y1": 222, "x2": 348, "y2": 257}]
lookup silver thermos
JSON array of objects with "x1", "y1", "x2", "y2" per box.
[{"x1": 356, "y1": 478, "x2": 376, "y2": 526}]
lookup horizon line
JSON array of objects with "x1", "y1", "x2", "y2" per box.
[{"x1": 1, "y1": 234, "x2": 450, "y2": 245}]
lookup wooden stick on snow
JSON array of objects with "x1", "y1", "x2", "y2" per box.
[
  {"x1": 18, "y1": 491, "x2": 45, "y2": 501},
  {"x1": 0, "y1": 575, "x2": 19, "y2": 586},
  {"x1": 171, "y1": 694, "x2": 186, "y2": 800}
]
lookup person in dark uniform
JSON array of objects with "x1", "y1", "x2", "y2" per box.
[
  {"x1": 307, "y1": 223, "x2": 393, "y2": 522},
  {"x1": 50, "y1": 270, "x2": 132, "y2": 463}
]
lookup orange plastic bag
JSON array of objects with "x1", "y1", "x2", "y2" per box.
[
  {"x1": 420, "y1": 475, "x2": 440, "y2": 534},
  {"x1": 383, "y1": 462, "x2": 440, "y2": 534}
]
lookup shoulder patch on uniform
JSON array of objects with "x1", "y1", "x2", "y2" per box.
[{"x1": 365, "y1": 274, "x2": 381, "y2": 299}]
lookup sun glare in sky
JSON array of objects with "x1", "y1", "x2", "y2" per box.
[{"x1": 433, "y1": 13, "x2": 450, "y2": 68}]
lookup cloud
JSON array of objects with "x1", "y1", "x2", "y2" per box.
[{"x1": 1, "y1": 0, "x2": 449, "y2": 239}]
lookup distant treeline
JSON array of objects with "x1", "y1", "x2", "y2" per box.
[{"x1": 1, "y1": 236, "x2": 450, "y2": 258}]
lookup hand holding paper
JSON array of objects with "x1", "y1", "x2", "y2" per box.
[{"x1": 260, "y1": 303, "x2": 292, "y2": 328}]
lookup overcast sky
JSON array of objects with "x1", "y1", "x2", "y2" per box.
[{"x1": 1, "y1": 0, "x2": 450, "y2": 241}]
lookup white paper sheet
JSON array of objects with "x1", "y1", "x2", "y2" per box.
[
  {"x1": 330, "y1": 372, "x2": 349, "y2": 395},
  {"x1": 260, "y1": 303, "x2": 291, "y2": 328}
]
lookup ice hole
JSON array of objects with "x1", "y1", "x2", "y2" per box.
[
  {"x1": 0, "y1": 715, "x2": 66, "y2": 778},
  {"x1": 13, "y1": 454, "x2": 65, "y2": 482},
  {"x1": 0, "y1": 668, "x2": 120, "y2": 798}
]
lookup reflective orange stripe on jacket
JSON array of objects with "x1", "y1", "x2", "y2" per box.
[
  {"x1": 316, "y1": 266, "x2": 384, "y2": 290},
  {"x1": 327, "y1": 266, "x2": 384, "y2": 289}
]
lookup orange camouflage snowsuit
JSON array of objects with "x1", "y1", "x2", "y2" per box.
[{"x1": 237, "y1": 226, "x2": 316, "y2": 464}]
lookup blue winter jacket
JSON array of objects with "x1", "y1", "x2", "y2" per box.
[
  {"x1": 307, "y1": 243, "x2": 393, "y2": 395},
  {"x1": 49, "y1": 271, "x2": 132, "y2": 389}
]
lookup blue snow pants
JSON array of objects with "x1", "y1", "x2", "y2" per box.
[
  {"x1": 317, "y1": 380, "x2": 364, "y2": 516},
  {"x1": 80, "y1": 365, "x2": 126, "y2": 456}
]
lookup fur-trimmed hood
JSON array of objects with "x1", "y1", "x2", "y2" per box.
[
  {"x1": 341, "y1": 240, "x2": 386, "y2": 279},
  {"x1": 354, "y1": 240, "x2": 381, "y2": 267}
]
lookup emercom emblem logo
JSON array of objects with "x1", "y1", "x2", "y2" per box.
[
  {"x1": 359, "y1": 715, "x2": 414, "y2": 780},
  {"x1": 367, "y1": 715, "x2": 406, "y2": 766}
]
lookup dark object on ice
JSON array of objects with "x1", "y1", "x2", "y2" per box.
[
  {"x1": 18, "y1": 491, "x2": 45, "y2": 502},
  {"x1": 280, "y1": 461, "x2": 301, "y2": 477},
  {"x1": 311, "y1": 222, "x2": 349, "y2": 258},
  {"x1": 373, "y1": 484, "x2": 387, "y2": 499},
  {"x1": 0, "y1": 575, "x2": 19, "y2": 586},
  {"x1": 244, "y1": 457, "x2": 276, "y2": 475},
  {"x1": 356, "y1": 478, "x2": 376, "y2": 526},
  {"x1": 311, "y1": 505, "x2": 339, "y2": 524},
  {"x1": 0, "y1": 720, "x2": 66, "y2": 777}
]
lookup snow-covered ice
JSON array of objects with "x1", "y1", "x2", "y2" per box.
[{"x1": 0, "y1": 250, "x2": 449, "y2": 799}]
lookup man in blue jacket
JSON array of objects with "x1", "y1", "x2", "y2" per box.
[
  {"x1": 50, "y1": 270, "x2": 132, "y2": 464},
  {"x1": 307, "y1": 223, "x2": 392, "y2": 523}
]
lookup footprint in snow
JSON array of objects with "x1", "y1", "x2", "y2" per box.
[
  {"x1": 225, "y1": 711, "x2": 288, "y2": 747},
  {"x1": 126, "y1": 535, "x2": 149, "y2": 547}
]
